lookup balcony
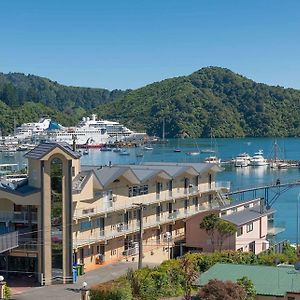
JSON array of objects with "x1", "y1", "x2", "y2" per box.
[
  {"x1": 0, "y1": 231, "x2": 19, "y2": 253},
  {"x1": 0, "y1": 211, "x2": 37, "y2": 224},
  {"x1": 73, "y1": 182, "x2": 231, "y2": 220}
]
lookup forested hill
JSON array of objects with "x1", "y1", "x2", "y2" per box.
[
  {"x1": 95, "y1": 67, "x2": 300, "y2": 138},
  {"x1": 1, "y1": 67, "x2": 300, "y2": 137},
  {"x1": 0, "y1": 72, "x2": 125, "y2": 110}
]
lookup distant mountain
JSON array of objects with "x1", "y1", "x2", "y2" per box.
[
  {"x1": 1, "y1": 67, "x2": 300, "y2": 137},
  {"x1": 95, "y1": 67, "x2": 300, "y2": 137}
]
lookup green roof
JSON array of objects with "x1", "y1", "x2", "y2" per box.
[{"x1": 194, "y1": 263, "x2": 300, "y2": 296}]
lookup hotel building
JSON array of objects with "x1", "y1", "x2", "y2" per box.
[{"x1": 0, "y1": 142, "x2": 230, "y2": 285}]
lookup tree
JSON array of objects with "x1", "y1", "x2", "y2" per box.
[
  {"x1": 179, "y1": 255, "x2": 198, "y2": 300},
  {"x1": 216, "y1": 220, "x2": 237, "y2": 251},
  {"x1": 198, "y1": 279, "x2": 246, "y2": 300},
  {"x1": 237, "y1": 277, "x2": 256, "y2": 300},
  {"x1": 200, "y1": 213, "x2": 219, "y2": 251}
]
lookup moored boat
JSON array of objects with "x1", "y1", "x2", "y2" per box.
[
  {"x1": 250, "y1": 150, "x2": 268, "y2": 166},
  {"x1": 204, "y1": 156, "x2": 221, "y2": 164},
  {"x1": 234, "y1": 153, "x2": 251, "y2": 167}
]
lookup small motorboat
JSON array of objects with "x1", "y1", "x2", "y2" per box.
[
  {"x1": 143, "y1": 146, "x2": 153, "y2": 151},
  {"x1": 100, "y1": 147, "x2": 112, "y2": 152},
  {"x1": 136, "y1": 153, "x2": 144, "y2": 158},
  {"x1": 113, "y1": 148, "x2": 122, "y2": 153},
  {"x1": 204, "y1": 156, "x2": 221, "y2": 164},
  {"x1": 174, "y1": 149, "x2": 181, "y2": 153},
  {"x1": 186, "y1": 151, "x2": 200, "y2": 156},
  {"x1": 83, "y1": 149, "x2": 89, "y2": 155},
  {"x1": 119, "y1": 150, "x2": 130, "y2": 156}
]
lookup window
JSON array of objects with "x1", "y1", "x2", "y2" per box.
[
  {"x1": 231, "y1": 207, "x2": 237, "y2": 213},
  {"x1": 246, "y1": 223, "x2": 253, "y2": 233},
  {"x1": 237, "y1": 247, "x2": 243, "y2": 252},
  {"x1": 80, "y1": 220, "x2": 92, "y2": 231},
  {"x1": 71, "y1": 166, "x2": 75, "y2": 177},
  {"x1": 237, "y1": 227, "x2": 243, "y2": 236},
  {"x1": 244, "y1": 204, "x2": 250, "y2": 209},
  {"x1": 128, "y1": 185, "x2": 149, "y2": 197},
  {"x1": 221, "y1": 211, "x2": 227, "y2": 216},
  {"x1": 287, "y1": 297, "x2": 295, "y2": 300}
]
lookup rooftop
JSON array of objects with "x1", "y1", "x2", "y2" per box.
[
  {"x1": 221, "y1": 205, "x2": 275, "y2": 226},
  {"x1": 24, "y1": 142, "x2": 81, "y2": 160},
  {"x1": 195, "y1": 263, "x2": 300, "y2": 296}
]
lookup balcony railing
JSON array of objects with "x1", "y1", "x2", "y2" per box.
[
  {"x1": 74, "y1": 201, "x2": 225, "y2": 247},
  {"x1": 0, "y1": 211, "x2": 37, "y2": 223},
  {"x1": 0, "y1": 231, "x2": 18, "y2": 253},
  {"x1": 73, "y1": 181, "x2": 231, "y2": 219}
]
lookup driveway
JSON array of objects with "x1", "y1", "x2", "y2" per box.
[{"x1": 12, "y1": 261, "x2": 154, "y2": 300}]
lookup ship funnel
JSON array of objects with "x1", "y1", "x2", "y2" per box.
[
  {"x1": 92, "y1": 114, "x2": 97, "y2": 121},
  {"x1": 82, "y1": 117, "x2": 86, "y2": 122}
]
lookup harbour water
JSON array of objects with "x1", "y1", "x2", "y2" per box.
[{"x1": 2, "y1": 137, "x2": 300, "y2": 243}]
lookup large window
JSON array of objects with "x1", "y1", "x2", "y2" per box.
[
  {"x1": 51, "y1": 158, "x2": 63, "y2": 275},
  {"x1": 128, "y1": 185, "x2": 148, "y2": 197},
  {"x1": 80, "y1": 220, "x2": 92, "y2": 231},
  {"x1": 237, "y1": 227, "x2": 243, "y2": 236}
]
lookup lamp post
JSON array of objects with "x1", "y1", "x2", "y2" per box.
[{"x1": 297, "y1": 193, "x2": 300, "y2": 256}]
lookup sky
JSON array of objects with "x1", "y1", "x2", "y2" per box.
[{"x1": 0, "y1": 0, "x2": 299, "y2": 90}]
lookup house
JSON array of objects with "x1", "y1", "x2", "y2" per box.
[
  {"x1": 194, "y1": 263, "x2": 300, "y2": 299},
  {"x1": 185, "y1": 198, "x2": 278, "y2": 254},
  {"x1": 0, "y1": 142, "x2": 230, "y2": 285}
]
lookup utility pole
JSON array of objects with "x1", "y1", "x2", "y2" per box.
[{"x1": 133, "y1": 203, "x2": 144, "y2": 269}]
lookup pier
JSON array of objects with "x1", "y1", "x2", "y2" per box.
[{"x1": 225, "y1": 179, "x2": 300, "y2": 207}]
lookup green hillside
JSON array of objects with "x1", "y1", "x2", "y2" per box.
[
  {"x1": 1, "y1": 67, "x2": 300, "y2": 137},
  {"x1": 95, "y1": 67, "x2": 300, "y2": 138}
]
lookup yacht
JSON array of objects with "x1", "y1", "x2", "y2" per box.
[
  {"x1": 250, "y1": 150, "x2": 268, "y2": 166},
  {"x1": 204, "y1": 156, "x2": 221, "y2": 164},
  {"x1": 234, "y1": 153, "x2": 251, "y2": 167}
]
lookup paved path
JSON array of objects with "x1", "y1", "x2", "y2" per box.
[{"x1": 12, "y1": 261, "x2": 153, "y2": 300}]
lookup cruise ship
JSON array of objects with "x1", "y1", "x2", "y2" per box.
[
  {"x1": 77, "y1": 114, "x2": 146, "y2": 141},
  {"x1": 1, "y1": 115, "x2": 146, "y2": 148}
]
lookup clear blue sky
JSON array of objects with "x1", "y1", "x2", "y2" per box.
[{"x1": 0, "y1": 0, "x2": 299, "y2": 90}]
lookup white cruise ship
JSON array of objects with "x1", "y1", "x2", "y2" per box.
[
  {"x1": 47, "y1": 126, "x2": 111, "y2": 148},
  {"x1": 77, "y1": 114, "x2": 146, "y2": 141}
]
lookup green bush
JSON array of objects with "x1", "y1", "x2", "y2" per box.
[
  {"x1": 90, "y1": 277, "x2": 132, "y2": 300},
  {"x1": 3, "y1": 284, "x2": 11, "y2": 300}
]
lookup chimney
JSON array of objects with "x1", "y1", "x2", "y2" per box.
[{"x1": 72, "y1": 134, "x2": 76, "y2": 152}]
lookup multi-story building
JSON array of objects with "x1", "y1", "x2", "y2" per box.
[
  {"x1": 0, "y1": 142, "x2": 230, "y2": 285},
  {"x1": 185, "y1": 198, "x2": 277, "y2": 254}
]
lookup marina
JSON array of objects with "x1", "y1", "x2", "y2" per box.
[{"x1": 1, "y1": 137, "x2": 300, "y2": 243}]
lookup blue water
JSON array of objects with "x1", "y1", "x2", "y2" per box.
[{"x1": 2, "y1": 137, "x2": 300, "y2": 242}]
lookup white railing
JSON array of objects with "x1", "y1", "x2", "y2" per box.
[
  {"x1": 0, "y1": 231, "x2": 18, "y2": 253},
  {"x1": 73, "y1": 181, "x2": 230, "y2": 219}
]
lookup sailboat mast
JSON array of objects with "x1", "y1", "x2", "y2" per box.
[{"x1": 162, "y1": 118, "x2": 165, "y2": 141}]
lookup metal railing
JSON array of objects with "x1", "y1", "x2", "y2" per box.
[
  {"x1": 0, "y1": 211, "x2": 37, "y2": 223},
  {"x1": 0, "y1": 231, "x2": 19, "y2": 253}
]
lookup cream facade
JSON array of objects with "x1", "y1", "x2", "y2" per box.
[{"x1": 0, "y1": 143, "x2": 230, "y2": 285}]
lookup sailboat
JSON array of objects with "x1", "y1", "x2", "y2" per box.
[
  {"x1": 269, "y1": 139, "x2": 288, "y2": 169},
  {"x1": 186, "y1": 141, "x2": 200, "y2": 156},
  {"x1": 201, "y1": 129, "x2": 216, "y2": 153}
]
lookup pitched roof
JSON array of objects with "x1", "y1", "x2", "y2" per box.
[
  {"x1": 195, "y1": 263, "x2": 300, "y2": 296},
  {"x1": 24, "y1": 142, "x2": 81, "y2": 160},
  {"x1": 221, "y1": 205, "x2": 275, "y2": 226}
]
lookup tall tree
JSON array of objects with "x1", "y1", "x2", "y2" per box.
[
  {"x1": 216, "y1": 219, "x2": 237, "y2": 251},
  {"x1": 199, "y1": 213, "x2": 219, "y2": 251}
]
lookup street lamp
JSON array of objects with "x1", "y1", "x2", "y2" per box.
[{"x1": 297, "y1": 193, "x2": 300, "y2": 256}]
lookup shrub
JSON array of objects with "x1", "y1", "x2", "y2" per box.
[
  {"x1": 90, "y1": 277, "x2": 132, "y2": 300},
  {"x1": 3, "y1": 284, "x2": 11, "y2": 300}
]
